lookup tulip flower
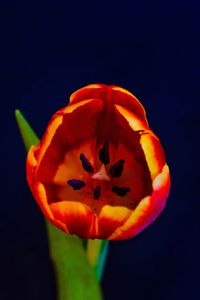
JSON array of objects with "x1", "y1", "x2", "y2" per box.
[{"x1": 26, "y1": 84, "x2": 170, "y2": 240}]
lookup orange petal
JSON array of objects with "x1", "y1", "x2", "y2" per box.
[
  {"x1": 70, "y1": 84, "x2": 148, "y2": 123},
  {"x1": 70, "y1": 84, "x2": 120, "y2": 147},
  {"x1": 34, "y1": 99, "x2": 103, "y2": 184},
  {"x1": 97, "y1": 205, "x2": 132, "y2": 239},
  {"x1": 108, "y1": 164, "x2": 170, "y2": 240},
  {"x1": 110, "y1": 86, "x2": 147, "y2": 123},
  {"x1": 115, "y1": 104, "x2": 166, "y2": 178},
  {"x1": 27, "y1": 146, "x2": 68, "y2": 233},
  {"x1": 50, "y1": 201, "x2": 96, "y2": 239},
  {"x1": 70, "y1": 84, "x2": 105, "y2": 104},
  {"x1": 26, "y1": 145, "x2": 38, "y2": 187},
  {"x1": 115, "y1": 104, "x2": 151, "y2": 132},
  {"x1": 140, "y1": 134, "x2": 166, "y2": 179}
]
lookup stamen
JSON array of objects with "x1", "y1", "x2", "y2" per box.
[
  {"x1": 93, "y1": 185, "x2": 101, "y2": 200},
  {"x1": 109, "y1": 159, "x2": 125, "y2": 177},
  {"x1": 80, "y1": 153, "x2": 94, "y2": 173},
  {"x1": 111, "y1": 186, "x2": 130, "y2": 197},
  {"x1": 67, "y1": 179, "x2": 86, "y2": 190},
  {"x1": 99, "y1": 140, "x2": 110, "y2": 165}
]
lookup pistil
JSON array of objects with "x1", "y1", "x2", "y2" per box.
[{"x1": 92, "y1": 164, "x2": 110, "y2": 181}]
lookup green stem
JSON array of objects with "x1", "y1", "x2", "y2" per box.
[
  {"x1": 46, "y1": 221, "x2": 103, "y2": 300},
  {"x1": 86, "y1": 239, "x2": 109, "y2": 282}
]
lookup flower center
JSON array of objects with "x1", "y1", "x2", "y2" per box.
[{"x1": 67, "y1": 141, "x2": 131, "y2": 201}]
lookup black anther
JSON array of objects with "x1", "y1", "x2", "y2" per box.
[
  {"x1": 93, "y1": 185, "x2": 101, "y2": 200},
  {"x1": 80, "y1": 153, "x2": 94, "y2": 173},
  {"x1": 111, "y1": 186, "x2": 130, "y2": 197},
  {"x1": 67, "y1": 179, "x2": 86, "y2": 190},
  {"x1": 99, "y1": 140, "x2": 110, "y2": 165},
  {"x1": 109, "y1": 159, "x2": 125, "y2": 177}
]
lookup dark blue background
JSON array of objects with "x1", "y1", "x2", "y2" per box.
[{"x1": 1, "y1": 1, "x2": 200, "y2": 299}]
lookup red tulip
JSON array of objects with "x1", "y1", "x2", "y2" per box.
[{"x1": 26, "y1": 84, "x2": 170, "y2": 240}]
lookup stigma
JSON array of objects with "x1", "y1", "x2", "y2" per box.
[{"x1": 92, "y1": 164, "x2": 110, "y2": 181}]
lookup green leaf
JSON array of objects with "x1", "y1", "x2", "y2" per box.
[
  {"x1": 15, "y1": 109, "x2": 103, "y2": 300},
  {"x1": 15, "y1": 109, "x2": 40, "y2": 151}
]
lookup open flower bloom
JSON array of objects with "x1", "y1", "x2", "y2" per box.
[{"x1": 27, "y1": 84, "x2": 170, "y2": 240}]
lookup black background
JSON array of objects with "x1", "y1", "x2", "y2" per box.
[{"x1": 1, "y1": 1, "x2": 200, "y2": 299}]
